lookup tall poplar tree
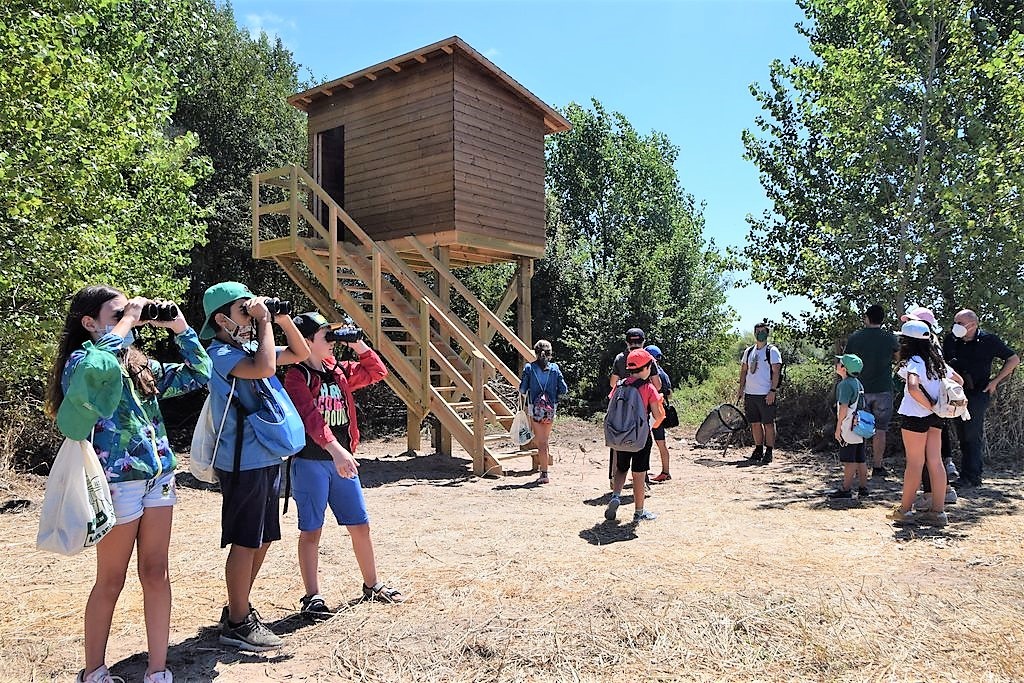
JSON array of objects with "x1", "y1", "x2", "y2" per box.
[{"x1": 743, "y1": 0, "x2": 1024, "y2": 339}]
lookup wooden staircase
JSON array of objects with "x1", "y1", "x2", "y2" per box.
[{"x1": 251, "y1": 164, "x2": 537, "y2": 476}]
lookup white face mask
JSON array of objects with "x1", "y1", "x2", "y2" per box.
[
  {"x1": 223, "y1": 316, "x2": 254, "y2": 347},
  {"x1": 952, "y1": 323, "x2": 968, "y2": 338}
]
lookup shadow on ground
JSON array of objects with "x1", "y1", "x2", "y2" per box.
[{"x1": 579, "y1": 520, "x2": 640, "y2": 545}]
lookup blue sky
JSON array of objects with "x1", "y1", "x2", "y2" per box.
[{"x1": 233, "y1": 0, "x2": 814, "y2": 332}]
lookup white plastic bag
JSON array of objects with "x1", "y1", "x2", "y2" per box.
[
  {"x1": 37, "y1": 439, "x2": 116, "y2": 556},
  {"x1": 510, "y1": 395, "x2": 534, "y2": 446},
  {"x1": 189, "y1": 381, "x2": 235, "y2": 484}
]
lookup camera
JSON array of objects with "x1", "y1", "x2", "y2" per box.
[
  {"x1": 325, "y1": 326, "x2": 364, "y2": 343},
  {"x1": 140, "y1": 302, "x2": 179, "y2": 322},
  {"x1": 243, "y1": 298, "x2": 292, "y2": 317}
]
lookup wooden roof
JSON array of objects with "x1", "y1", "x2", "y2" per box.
[{"x1": 288, "y1": 36, "x2": 571, "y2": 135}]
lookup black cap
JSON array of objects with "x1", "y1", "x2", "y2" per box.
[
  {"x1": 292, "y1": 312, "x2": 330, "y2": 339},
  {"x1": 625, "y1": 327, "x2": 646, "y2": 342}
]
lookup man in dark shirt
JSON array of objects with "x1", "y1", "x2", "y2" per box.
[
  {"x1": 942, "y1": 309, "x2": 1020, "y2": 487},
  {"x1": 844, "y1": 304, "x2": 899, "y2": 477}
]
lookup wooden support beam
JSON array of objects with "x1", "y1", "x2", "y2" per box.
[
  {"x1": 441, "y1": 45, "x2": 454, "y2": 54},
  {"x1": 480, "y1": 265, "x2": 520, "y2": 346},
  {"x1": 406, "y1": 410, "x2": 421, "y2": 454},
  {"x1": 388, "y1": 63, "x2": 401, "y2": 72},
  {"x1": 414, "y1": 54, "x2": 427, "y2": 63},
  {"x1": 471, "y1": 353, "x2": 486, "y2": 475},
  {"x1": 364, "y1": 72, "x2": 377, "y2": 81},
  {"x1": 516, "y1": 256, "x2": 534, "y2": 368},
  {"x1": 341, "y1": 81, "x2": 354, "y2": 89}
]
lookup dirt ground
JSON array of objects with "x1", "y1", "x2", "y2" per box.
[{"x1": 2, "y1": 418, "x2": 1023, "y2": 682}]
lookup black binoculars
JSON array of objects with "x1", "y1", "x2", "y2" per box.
[
  {"x1": 140, "y1": 302, "x2": 179, "y2": 322},
  {"x1": 325, "y1": 326, "x2": 364, "y2": 343},
  {"x1": 242, "y1": 298, "x2": 292, "y2": 317}
]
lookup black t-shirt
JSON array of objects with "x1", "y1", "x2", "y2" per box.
[{"x1": 942, "y1": 330, "x2": 1016, "y2": 392}]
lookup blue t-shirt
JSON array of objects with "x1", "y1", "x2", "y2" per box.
[
  {"x1": 208, "y1": 341, "x2": 297, "y2": 472},
  {"x1": 519, "y1": 362, "x2": 568, "y2": 406}
]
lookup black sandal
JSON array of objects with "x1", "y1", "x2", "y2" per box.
[{"x1": 362, "y1": 582, "x2": 405, "y2": 604}]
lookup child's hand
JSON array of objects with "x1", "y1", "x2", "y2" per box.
[
  {"x1": 331, "y1": 447, "x2": 359, "y2": 479},
  {"x1": 245, "y1": 297, "x2": 270, "y2": 322},
  {"x1": 834, "y1": 427, "x2": 843, "y2": 444},
  {"x1": 121, "y1": 297, "x2": 149, "y2": 326}
]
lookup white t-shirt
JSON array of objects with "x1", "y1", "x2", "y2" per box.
[
  {"x1": 897, "y1": 355, "x2": 954, "y2": 418},
  {"x1": 742, "y1": 344, "x2": 782, "y2": 396}
]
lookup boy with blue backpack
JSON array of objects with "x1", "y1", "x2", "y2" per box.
[
  {"x1": 604, "y1": 348, "x2": 666, "y2": 522},
  {"x1": 829, "y1": 354, "x2": 871, "y2": 499},
  {"x1": 199, "y1": 282, "x2": 309, "y2": 652}
]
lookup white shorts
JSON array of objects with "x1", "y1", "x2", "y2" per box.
[{"x1": 109, "y1": 470, "x2": 177, "y2": 525}]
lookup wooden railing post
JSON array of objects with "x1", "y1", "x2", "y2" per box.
[
  {"x1": 372, "y1": 247, "x2": 382, "y2": 347},
  {"x1": 328, "y1": 202, "x2": 338, "y2": 299},
  {"x1": 472, "y1": 352, "x2": 485, "y2": 473},
  {"x1": 289, "y1": 165, "x2": 299, "y2": 249},
  {"x1": 419, "y1": 298, "x2": 431, "y2": 402}
]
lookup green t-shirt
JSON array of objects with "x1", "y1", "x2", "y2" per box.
[
  {"x1": 835, "y1": 376, "x2": 861, "y2": 407},
  {"x1": 844, "y1": 327, "x2": 899, "y2": 393}
]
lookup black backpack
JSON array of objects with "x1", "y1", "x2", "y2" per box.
[{"x1": 744, "y1": 344, "x2": 785, "y2": 389}]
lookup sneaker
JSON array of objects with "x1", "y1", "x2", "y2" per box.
[
  {"x1": 857, "y1": 487, "x2": 869, "y2": 498},
  {"x1": 920, "y1": 510, "x2": 948, "y2": 527},
  {"x1": 219, "y1": 603, "x2": 254, "y2": 631},
  {"x1": 604, "y1": 496, "x2": 621, "y2": 521},
  {"x1": 945, "y1": 486, "x2": 958, "y2": 505},
  {"x1": 945, "y1": 459, "x2": 959, "y2": 479},
  {"x1": 886, "y1": 506, "x2": 916, "y2": 525},
  {"x1": 299, "y1": 594, "x2": 334, "y2": 621},
  {"x1": 75, "y1": 667, "x2": 124, "y2": 683},
  {"x1": 633, "y1": 509, "x2": 657, "y2": 521},
  {"x1": 219, "y1": 611, "x2": 283, "y2": 652},
  {"x1": 143, "y1": 671, "x2": 173, "y2": 683},
  {"x1": 749, "y1": 446, "x2": 763, "y2": 462},
  {"x1": 760, "y1": 449, "x2": 773, "y2": 465},
  {"x1": 827, "y1": 488, "x2": 852, "y2": 499},
  {"x1": 537, "y1": 472, "x2": 550, "y2": 484},
  {"x1": 914, "y1": 492, "x2": 932, "y2": 512},
  {"x1": 651, "y1": 472, "x2": 672, "y2": 483},
  {"x1": 872, "y1": 466, "x2": 888, "y2": 478}
]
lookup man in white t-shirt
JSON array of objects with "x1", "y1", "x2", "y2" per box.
[{"x1": 736, "y1": 321, "x2": 783, "y2": 464}]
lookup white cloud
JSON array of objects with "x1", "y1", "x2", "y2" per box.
[
  {"x1": 483, "y1": 47, "x2": 500, "y2": 60},
  {"x1": 242, "y1": 12, "x2": 296, "y2": 41}
]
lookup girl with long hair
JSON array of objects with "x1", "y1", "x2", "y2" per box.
[
  {"x1": 46, "y1": 285, "x2": 212, "y2": 683},
  {"x1": 888, "y1": 320, "x2": 962, "y2": 527}
]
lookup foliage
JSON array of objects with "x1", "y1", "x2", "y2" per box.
[
  {"x1": 163, "y1": 1, "x2": 309, "y2": 318},
  {"x1": 539, "y1": 100, "x2": 735, "y2": 410},
  {"x1": 0, "y1": 0, "x2": 210, "y2": 398},
  {"x1": 743, "y1": 0, "x2": 1024, "y2": 342}
]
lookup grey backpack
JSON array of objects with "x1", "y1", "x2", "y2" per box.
[{"x1": 604, "y1": 379, "x2": 649, "y2": 452}]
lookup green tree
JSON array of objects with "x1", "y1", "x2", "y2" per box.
[
  {"x1": 163, "y1": 1, "x2": 309, "y2": 317},
  {"x1": 0, "y1": 0, "x2": 210, "y2": 395},
  {"x1": 743, "y1": 0, "x2": 1024, "y2": 342},
  {"x1": 541, "y1": 100, "x2": 734, "y2": 409}
]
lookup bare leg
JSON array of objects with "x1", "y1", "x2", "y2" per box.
[
  {"x1": 136, "y1": 507, "x2": 173, "y2": 676},
  {"x1": 763, "y1": 422, "x2": 776, "y2": 447},
  {"x1": 226, "y1": 541, "x2": 272, "y2": 623},
  {"x1": 925, "y1": 427, "x2": 947, "y2": 514},
  {"x1": 656, "y1": 439, "x2": 670, "y2": 474},
  {"x1": 632, "y1": 471, "x2": 646, "y2": 511},
  {"x1": 84, "y1": 520, "x2": 139, "y2": 674},
  {"x1": 751, "y1": 422, "x2": 765, "y2": 446},
  {"x1": 841, "y1": 464, "x2": 856, "y2": 491},
  {"x1": 871, "y1": 431, "x2": 887, "y2": 468},
  {"x1": 348, "y1": 524, "x2": 378, "y2": 588},
  {"x1": 900, "y1": 430, "x2": 927, "y2": 511},
  {"x1": 298, "y1": 529, "x2": 323, "y2": 596}
]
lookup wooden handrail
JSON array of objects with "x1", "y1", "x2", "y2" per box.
[{"x1": 405, "y1": 236, "x2": 536, "y2": 363}]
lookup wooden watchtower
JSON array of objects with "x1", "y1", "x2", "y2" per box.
[{"x1": 251, "y1": 36, "x2": 570, "y2": 475}]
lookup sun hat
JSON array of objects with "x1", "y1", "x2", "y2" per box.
[
  {"x1": 292, "y1": 312, "x2": 331, "y2": 339},
  {"x1": 900, "y1": 307, "x2": 940, "y2": 331},
  {"x1": 56, "y1": 343, "x2": 122, "y2": 440},
  {"x1": 835, "y1": 353, "x2": 864, "y2": 374},
  {"x1": 626, "y1": 348, "x2": 655, "y2": 370},
  {"x1": 897, "y1": 319, "x2": 932, "y2": 340},
  {"x1": 200, "y1": 282, "x2": 256, "y2": 340},
  {"x1": 644, "y1": 344, "x2": 663, "y2": 359}
]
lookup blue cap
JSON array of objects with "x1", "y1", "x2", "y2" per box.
[{"x1": 644, "y1": 344, "x2": 663, "y2": 359}]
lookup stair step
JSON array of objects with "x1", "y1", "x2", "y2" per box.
[
  {"x1": 483, "y1": 433, "x2": 510, "y2": 442},
  {"x1": 345, "y1": 285, "x2": 372, "y2": 293},
  {"x1": 493, "y1": 449, "x2": 539, "y2": 461}
]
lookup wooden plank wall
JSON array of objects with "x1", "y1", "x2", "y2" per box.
[
  {"x1": 306, "y1": 56, "x2": 456, "y2": 241},
  {"x1": 453, "y1": 52, "x2": 547, "y2": 249}
]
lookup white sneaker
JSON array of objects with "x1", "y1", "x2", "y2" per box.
[
  {"x1": 144, "y1": 671, "x2": 173, "y2": 683},
  {"x1": 914, "y1": 493, "x2": 932, "y2": 512},
  {"x1": 945, "y1": 459, "x2": 959, "y2": 478},
  {"x1": 945, "y1": 486, "x2": 958, "y2": 505},
  {"x1": 75, "y1": 666, "x2": 125, "y2": 683}
]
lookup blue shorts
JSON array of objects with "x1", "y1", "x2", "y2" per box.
[
  {"x1": 216, "y1": 464, "x2": 282, "y2": 549},
  {"x1": 862, "y1": 392, "x2": 894, "y2": 431},
  {"x1": 290, "y1": 457, "x2": 369, "y2": 531}
]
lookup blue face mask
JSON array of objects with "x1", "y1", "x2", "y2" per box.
[{"x1": 102, "y1": 325, "x2": 135, "y2": 349}]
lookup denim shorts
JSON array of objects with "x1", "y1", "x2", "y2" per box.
[
  {"x1": 290, "y1": 457, "x2": 369, "y2": 531},
  {"x1": 109, "y1": 470, "x2": 177, "y2": 525},
  {"x1": 216, "y1": 464, "x2": 282, "y2": 549},
  {"x1": 862, "y1": 392, "x2": 894, "y2": 431}
]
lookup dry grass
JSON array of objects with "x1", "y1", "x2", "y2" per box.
[{"x1": 2, "y1": 420, "x2": 1023, "y2": 682}]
